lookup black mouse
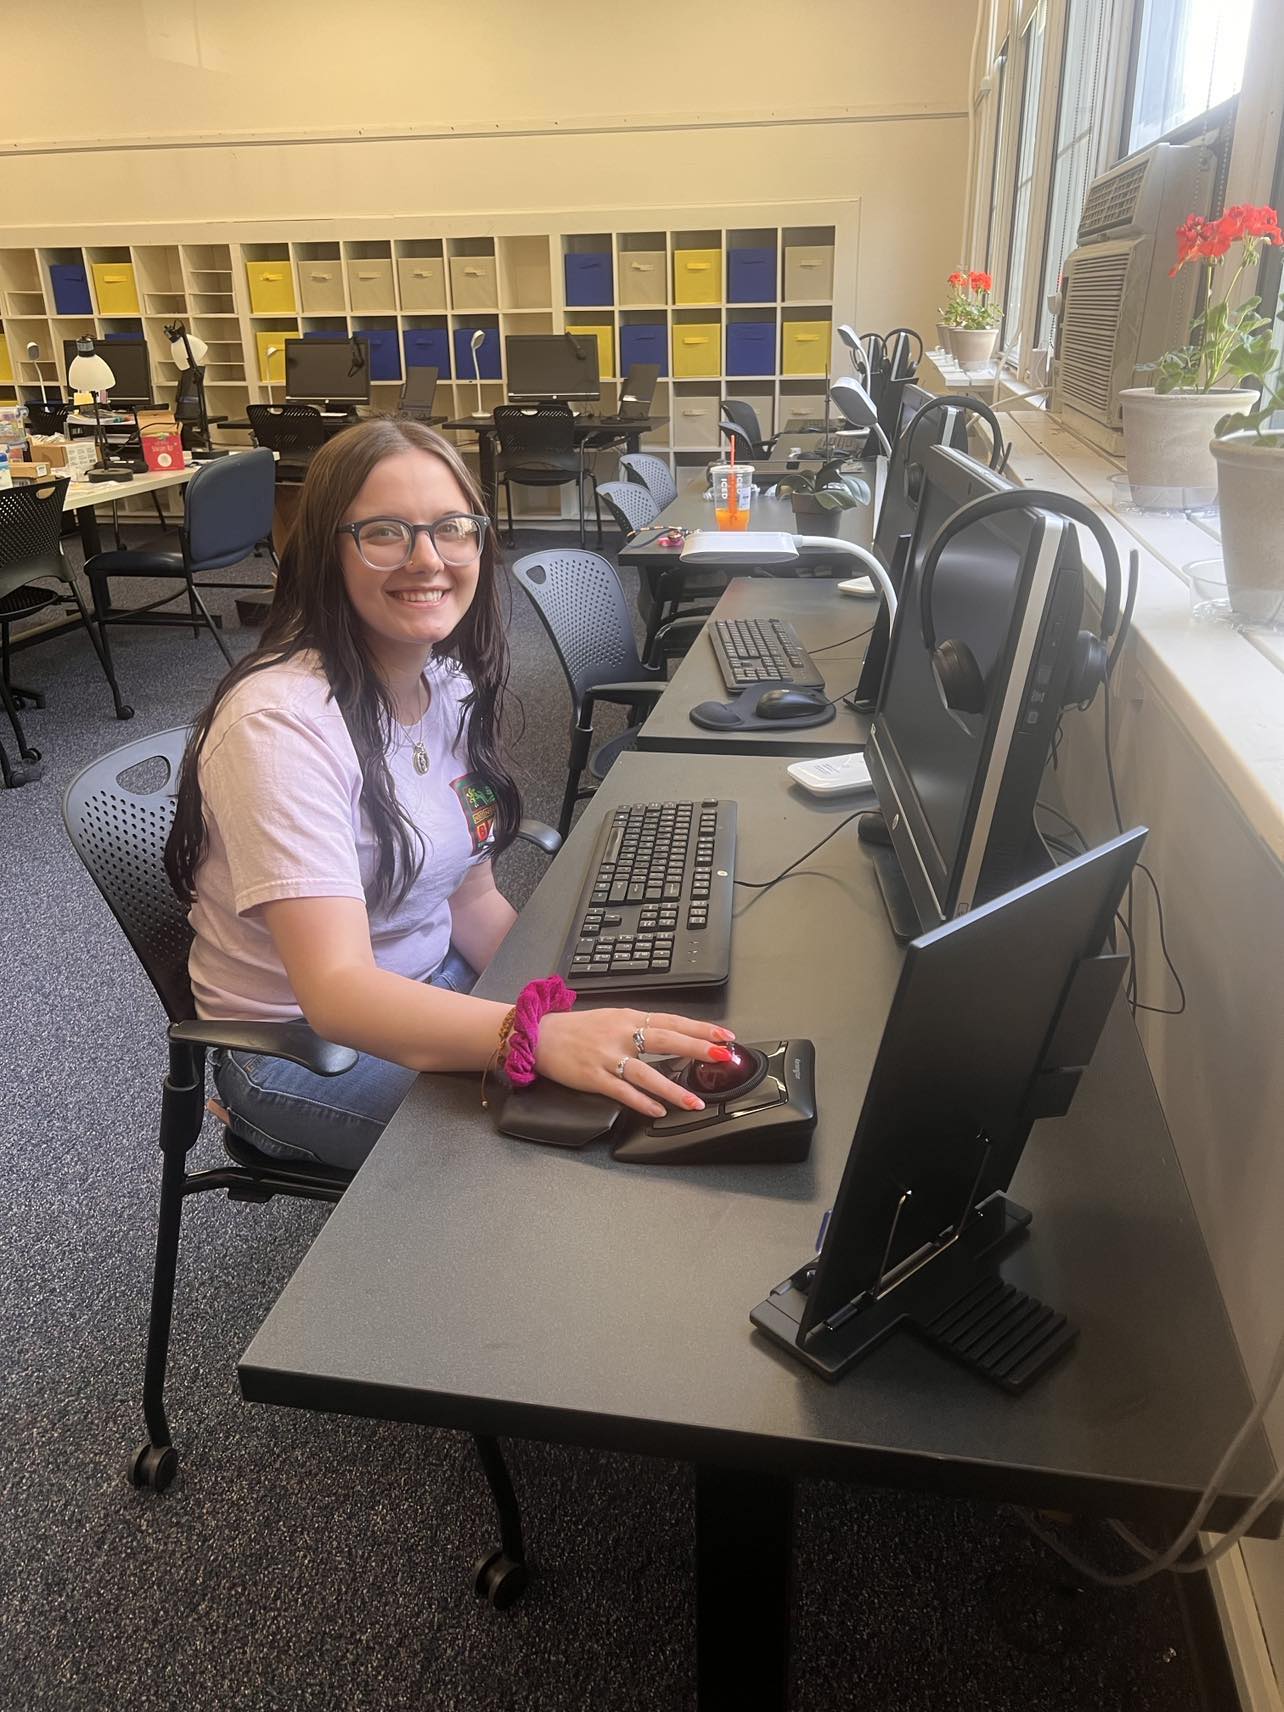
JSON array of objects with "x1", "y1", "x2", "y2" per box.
[{"x1": 756, "y1": 687, "x2": 830, "y2": 721}]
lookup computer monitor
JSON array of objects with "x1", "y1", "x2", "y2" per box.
[
  {"x1": 751, "y1": 826, "x2": 1143, "y2": 1386},
  {"x1": 285, "y1": 336, "x2": 372, "y2": 404},
  {"x1": 400, "y1": 365, "x2": 439, "y2": 415},
  {"x1": 618, "y1": 363, "x2": 660, "y2": 414},
  {"x1": 505, "y1": 333, "x2": 600, "y2": 402},
  {"x1": 865, "y1": 442, "x2": 1089, "y2": 934},
  {"x1": 65, "y1": 338, "x2": 152, "y2": 405},
  {"x1": 872, "y1": 384, "x2": 969, "y2": 570}
]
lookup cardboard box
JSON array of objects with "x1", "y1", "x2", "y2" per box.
[
  {"x1": 137, "y1": 408, "x2": 184, "y2": 473},
  {"x1": 10, "y1": 460, "x2": 52, "y2": 480},
  {"x1": 31, "y1": 437, "x2": 98, "y2": 473}
]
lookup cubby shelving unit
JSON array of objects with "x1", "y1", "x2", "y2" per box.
[{"x1": 0, "y1": 201, "x2": 859, "y2": 523}]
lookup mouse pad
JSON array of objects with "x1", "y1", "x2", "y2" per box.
[{"x1": 690, "y1": 686, "x2": 837, "y2": 731}]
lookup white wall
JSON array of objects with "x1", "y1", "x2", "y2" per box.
[{"x1": 1, "y1": 0, "x2": 975, "y2": 339}]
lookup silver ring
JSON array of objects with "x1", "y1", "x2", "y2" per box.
[
  {"x1": 633, "y1": 1026, "x2": 647, "y2": 1055},
  {"x1": 614, "y1": 1056, "x2": 630, "y2": 1080}
]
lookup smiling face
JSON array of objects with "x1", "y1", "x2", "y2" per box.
[{"x1": 336, "y1": 447, "x2": 483, "y2": 677}]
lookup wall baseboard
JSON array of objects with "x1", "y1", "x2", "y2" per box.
[{"x1": 1207, "y1": 1543, "x2": 1283, "y2": 1712}]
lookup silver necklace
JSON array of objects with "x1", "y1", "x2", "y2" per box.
[{"x1": 401, "y1": 677, "x2": 431, "y2": 775}]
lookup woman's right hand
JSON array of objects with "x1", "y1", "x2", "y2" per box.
[{"x1": 534, "y1": 1007, "x2": 737, "y2": 1119}]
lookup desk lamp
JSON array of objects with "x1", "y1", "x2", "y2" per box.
[
  {"x1": 166, "y1": 322, "x2": 224, "y2": 459},
  {"x1": 680, "y1": 530, "x2": 897, "y2": 619},
  {"x1": 68, "y1": 337, "x2": 129, "y2": 483},
  {"x1": 468, "y1": 329, "x2": 488, "y2": 417},
  {"x1": 829, "y1": 377, "x2": 893, "y2": 459},
  {"x1": 264, "y1": 344, "x2": 280, "y2": 404},
  {"x1": 836, "y1": 324, "x2": 873, "y2": 391},
  {"x1": 25, "y1": 342, "x2": 47, "y2": 403}
]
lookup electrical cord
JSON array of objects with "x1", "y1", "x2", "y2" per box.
[
  {"x1": 733, "y1": 810, "x2": 863, "y2": 898},
  {"x1": 1017, "y1": 1308, "x2": 1284, "y2": 1587},
  {"x1": 807, "y1": 626, "x2": 873, "y2": 655}
]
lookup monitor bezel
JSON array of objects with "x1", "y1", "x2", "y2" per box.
[
  {"x1": 504, "y1": 332, "x2": 601, "y2": 402},
  {"x1": 284, "y1": 335, "x2": 372, "y2": 404},
  {"x1": 64, "y1": 336, "x2": 152, "y2": 405}
]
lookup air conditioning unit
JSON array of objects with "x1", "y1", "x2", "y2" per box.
[{"x1": 1050, "y1": 140, "x2": 1218, "y2": 454}]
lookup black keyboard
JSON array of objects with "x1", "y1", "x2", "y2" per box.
[
  {"x1": 710, "y1": 618, "x2": 825, "y2": 691},
  {"x1": 558, "y1": 800, "x2": 737, "y2": 992}
]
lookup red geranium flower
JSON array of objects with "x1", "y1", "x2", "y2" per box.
[
  {"x1": 968, "y1": 271, "x2": 993, "y2": 293},
  {"x1": 947, "y1": 271, "x2": 967, "y2": 289}
]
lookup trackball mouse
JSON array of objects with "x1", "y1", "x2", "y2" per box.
[{"x1": 756, "y1": 687, "x2": 830, "y2": 720}]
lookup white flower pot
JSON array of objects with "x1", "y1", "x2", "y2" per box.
[
  {"x1": 1119, "y1": 387, "x2": 1253, "y2": 504},
  {"x1": 935, "y1": 321, "x2": 952, "y2": 352},
  {"x1": 1210, "y1": 432, "x2": 1284, "y2": 626},
  {"x1": 947, "y1": 326, "x2": 998, "y2": 368}
]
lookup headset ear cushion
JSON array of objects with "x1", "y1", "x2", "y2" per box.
[
  {"x1": 932, "y1": 638, "x2": 987, "y2": 715},
  {"x1": 1063, "y1": 632, "x2": 1108, "y2": 707},
  {"x1": 906, "y1": 464, "x2": 923, "y2": 504}
]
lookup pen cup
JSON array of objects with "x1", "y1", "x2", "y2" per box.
[{"x1": 710, "y1": 462, "x2": 753, "y2": 531}]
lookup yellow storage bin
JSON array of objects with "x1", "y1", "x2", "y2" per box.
[
  {"x1": 781, "y1": 320, "x2": 831, "y2": 375},
  {"x1": 0, "y1": 335, "x2": 13, "y2": 385},
  {"x1": 672, "y1": 322, "x2": 720, "y2": 379},
  {"x1": 91, "y1": 262, "x2": 140, "y2": 315},
  {"x1": 565, "y1": 322, "x2": 614, "y2": 381},
  {"x1": 673, "y1": 249, "x2": 721, "y2": 305},
  {"x1": 246, "y1": 261, "x2": 297, "y2": 314},
  {"x1": 256, "y1": 330, "x2": 300, "y2": 383}
]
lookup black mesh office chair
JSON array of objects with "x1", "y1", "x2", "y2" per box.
[
  {"x1": 492, "y1": 403, "x2": 600, "y2": 548},
  {"x1": 23, "y1": 397, "x2": 71, "y2": 437},
  {"x1": 596, "y1": 480, "x2": 724, "y2": 659},
  {"x1": 618, "y1": 452, "x2": 677, "y2": 511},
  {"x1": 511, "y1": 548, "x2": 701, "y2": 836},
  {"x1": 0, "y1": 477, "x2": 122, "y2": 786},
  {"x1": 246, "y1": 403, "x2": 327, "y2": 481},
  {"x1": 62, "y1": 726, "x2": 563, "y2": 1609},
  {"x1": 720, "y1": 399, "x2": 778, "y2": 460},
  {"x1": 84, "y1": 449, "x2": 277, "y2": 719}
]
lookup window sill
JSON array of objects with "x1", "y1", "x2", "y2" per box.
[{"x1": 1002, "y1": 410, "x2": 1284, "y2": 865}]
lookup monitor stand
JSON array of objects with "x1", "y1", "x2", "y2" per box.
[{"x1": 856, "y1": 813, "x2": 922, "y2": 942}]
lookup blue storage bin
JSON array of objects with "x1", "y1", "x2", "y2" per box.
[
  {"x1": 403, "y1": 326, "x2": 451, "y2": 376},
  {"x1": 453, "y1": 325, "x2": 501, "y2": 381},
  {"x1": 727, "y1": 248, "x2": 776, "y2": 303},
  {"x1": 354, "y1": 327, "x2": 401, "y2": 382},
  {"x1": 50, "y1": 262, "x2": 92, "y2": 316},
  {"x1": 725, "y1": 321, "x2": 776, "y2": 376},
  {"x1": 619, "y1": 323, "x2": 668, "y2": 377},
  {"x1": 564, "y1": 252, "x2": 613, "y2": 307}
]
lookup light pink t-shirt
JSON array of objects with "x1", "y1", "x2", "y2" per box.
[{"x1": 188, "y1": 650, "x2": 498, "y2": 1021}]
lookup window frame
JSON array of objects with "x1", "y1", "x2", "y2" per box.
[
  {"x1": 1117, "y1": 0, "x2": 1251, "y2": 161},
  {"x1": 997, "y1": 1, "x2": 1060, "y2": 380}
]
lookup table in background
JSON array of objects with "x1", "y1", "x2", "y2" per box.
[
  {"x1": 638, "y1": 578, "x2": 876, "y2": 757},
  {"x1": 443, "y1": 413, "x2": 667, "y2": 516},
  {"x1": 58, "y1": 446, "x2": 268, "y2": 558},
  {"x1": 239, "y1": 749, "x2": 1279, "y2": 1710}
]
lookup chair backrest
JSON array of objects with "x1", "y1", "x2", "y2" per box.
[
  {"x1": 492, "y1": 402, "x2": 576, "y2": 464},
  {"x1": 0, "y1": 476, "x2": 69, "y2": 600},
  {"x1": 596, "y1": 479, "x2": 658, "y2": 537},
  {"x1": 619, "y1": 452, "x2": 677, "y2": 510},
  {"x1": 718, "y1": 420, "x2": 758, "y2": 466},
  {"x1": 24, "y1": 398, "x2": 71, "y2": 437},
  {"x1": 246, "y1": 402, "x2": 328, "y2": 456},
  {"x1": 183, "y1": 447, "x2": 277, "y2": 572},
  {"x1": 63, "y1": 726, "x2": 196, "y2": 1024},
  {"x1": 721, "y1": 399, "x2": 766, "y2": 455},
  {"x1": 510, "y1": 549, "x2": 646, "y2": 704}
]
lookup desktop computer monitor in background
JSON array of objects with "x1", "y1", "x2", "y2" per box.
[
  {"x1": 285, "y1": 336, "x2": 372, "y2": 404},
  {"x1": 400, "y1": 365, "x2": 439, "y2": 415},
  {"x1": 505, "y1": 333, "x2": 600, "y2": 402},
  {"x1": 865, "y1": 443, "x2": 1089, "y2": 934},
  {"x1": 873, "y1": 383, "x2": 969, "y2": 570},
  {"x1": 65, "y1": 337, "x2": 152, "y2": 405},
  {"x1": 618, "y1": 363, "x2": 660, "y2": 414}
]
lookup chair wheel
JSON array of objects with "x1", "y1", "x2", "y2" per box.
[
  {"x1": 116, "y1": 705, "x2": 135, "y2": 721},
  {"x1": 20, "y1": 746, "x2": 41, "y2": 763},
  {"x1": 472, "y1": 1548, "x2": 529, "y2": 1610},
  {"x1": 127, "y1": 1441, "x2": 178, "y2": 1492},
  {"x1": 7, "y1": 761, "x2": 43, "y2": 786}
]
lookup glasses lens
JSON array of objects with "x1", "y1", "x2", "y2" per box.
[
  {"x1": 433, "y1": 515, "x2": 484, "y2": 564},
  {"x1": 354, "y1": 520, "x2": 413, "y2": 569}
]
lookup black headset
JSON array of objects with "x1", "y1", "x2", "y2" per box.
[
  {"x1": 917, "y1": 489, "x2": 1123, "y2": 718},
  {"x1": 884, "y1": 327, "x2": 924, "y2": 379},
  {"x1": 900, "y1": 394, "x2": 1010, "y2": 504}
]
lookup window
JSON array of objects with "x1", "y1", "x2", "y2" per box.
[
  {"x1": 1001, "y1": 5, "x2": 1048, "y2": 361},
  {"x1": 1125, "y1": 0, "x2": 1254, "y2": 154},
  {"x1": 1036, "y1": 0, "x2": 1112, "y2": 348},
  {"x1": 983, "y1": 45, "x2": 1009, "y2": 271}
]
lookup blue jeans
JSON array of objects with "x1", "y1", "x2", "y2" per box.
[{"x1": 211, "y1": 948, "x2": 477, "y2": 1173}]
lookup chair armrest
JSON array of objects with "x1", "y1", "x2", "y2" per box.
[
  {"x1": 168, "y1": 1019, "x2": 358, "y2": 1076},
  {"x1": 654, "y1": 615, "x2": 708, "y2": 648},
  {"x1": 516, "y1": 818, "x2": 563, "y2": 857},
  {"x1": 583, "y1": 678, "x2": 665, "y2": 709}
]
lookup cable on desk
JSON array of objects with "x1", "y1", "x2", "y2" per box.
[
  {"x1": 733, "y1": 811, "x2": 863, "y2": 899},
  {"x1": 806, "y1": 626, "x2": 874, "y2": 656}
]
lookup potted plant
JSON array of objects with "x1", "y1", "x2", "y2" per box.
[
  {"x1": 771, "y1": 460, "x2": 872, "y2": 538},
  {"x1": 1120, "y1": 205, "x2": 1279, "y2": 502},
  {"x1": 942, "y1": 271, "x2": 1002, "y2": 368}
]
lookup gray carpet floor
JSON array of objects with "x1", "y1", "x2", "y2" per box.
[{"x1": 0, "y1": 523, "x2": 1208, "y2": 1711}]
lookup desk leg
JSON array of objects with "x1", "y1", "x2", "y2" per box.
[
  {"x1": 76, "y1": 502, "x2": 104, "y2": 560},
  {"x1": 477, "y1": 428, "x2": 498, "y2": 521},
  {"x1": 695, "y1": 1462, "x2": 793, "y2": 1712}
]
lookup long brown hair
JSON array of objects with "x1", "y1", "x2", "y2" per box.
[{"x1": 166, "y1": 417, "x2": 521, "y2": 908}]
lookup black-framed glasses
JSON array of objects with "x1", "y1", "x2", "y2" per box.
[{"x1": 337, "y1": 513, "x2": 489, "y2": 570}]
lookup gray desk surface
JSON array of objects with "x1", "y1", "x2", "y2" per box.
[
  {"x1": 638, "y1": 579, "x2": 877, "y2": 757},
  {"x1": 620, "y1": 490, "x2": 876, "y2": 576},
  {"x1": 240, "y1": 750, "x2": 1277, "y2": 1539}
]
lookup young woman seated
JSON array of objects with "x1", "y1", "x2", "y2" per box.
[{"x1": 165, "y1": 418, "x2": 733, "y2": 1172}]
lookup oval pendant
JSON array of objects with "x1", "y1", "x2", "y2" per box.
[{"x1": 413, "y1": 742, "x2": 430, "y2": 776}]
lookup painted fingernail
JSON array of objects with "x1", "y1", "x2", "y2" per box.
[
  {"x1": 714, "y1": 1028, "x2": 736, "y2": 1042},
  {"x1": 685, "y1": 1096, "x2": 705, "y2": 1111},
  {"x1": 709, "y1": 1046, "x2": 734, "y2": 1062}
]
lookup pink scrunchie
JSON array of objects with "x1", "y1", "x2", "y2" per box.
[{"x1": 503, "y1": 975, "x2": 577, "y2": 1086}]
